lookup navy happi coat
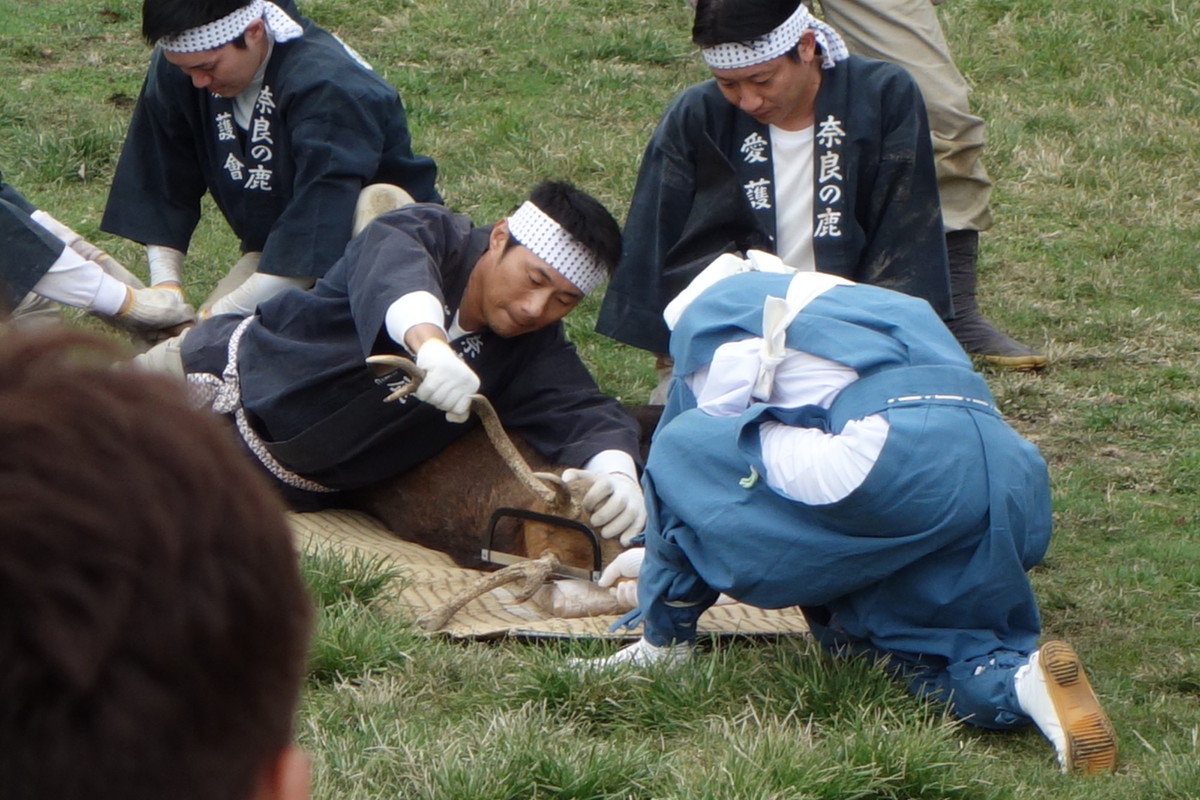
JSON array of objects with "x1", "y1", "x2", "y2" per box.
[
  {"x1": 596, "y1": 56, "x2": 951, "y2": 354},
  {"x1": 183, "y1": 204, "x2": 638, "y2": 494},
  {"x1": 102, "y1": 11, "x2": 439, "y2": 279}
]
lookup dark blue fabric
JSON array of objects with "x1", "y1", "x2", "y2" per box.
[
  {"x1": 0, "y1": 175, "x2": 65, "y2": 310},
  {"x1": 596, "y1": 56, "x2": 950, "y2": 353},
  {"x1": 183, "y1": 204, "x2": 639, "y2": 494},
  {"x1": 102, "y1": 17, "x2": 439, "y2": 279}
]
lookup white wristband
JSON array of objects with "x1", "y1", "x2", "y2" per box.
[{"x1": 146, "y1": 245, "x2": 185, "y2": 286}]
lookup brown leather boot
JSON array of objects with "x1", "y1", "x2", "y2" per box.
[{"x1": 945, "y1": 230, "x2": 1047, "y2": 370}]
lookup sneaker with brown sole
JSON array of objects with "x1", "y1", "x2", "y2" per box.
[{"x1": 1037, "y1": 640, "x2": 1119, "y2": 774}]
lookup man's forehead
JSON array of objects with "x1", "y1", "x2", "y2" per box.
[
  {"x1": 162, "y1": 45, "x2": 226, "y2": 67},
  {"x1": 520, "y1": 249, "x2": 585, "y2": 297},
  {"x1": 505, "y1": 201, "x2": 605, "y2": 296},
  {"x1": 711, "y1": 54, "x2": 788, "y2": 81}
]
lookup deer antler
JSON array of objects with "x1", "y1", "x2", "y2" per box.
[
  {"x1": 413, "y1": 552, "x2": 562, "y2": 631},
  {"x1": 365, "y1": 354, "x2": 575, "y2": 514},
  {"x1": 365, "y1": 354, "x2": 603, "y2": 632}
]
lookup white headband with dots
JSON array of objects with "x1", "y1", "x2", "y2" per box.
[
  {"x1": 701, "y1": 4, "x2": 849, "y2": 71},
  {"x1": 159, "y1": 0, "x2": 303, "y2": 54},
  {"x1": 507, "y1": 201, "x2": 606, "y2": 295}
]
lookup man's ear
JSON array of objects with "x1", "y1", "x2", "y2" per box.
[
  {"x1": 489, "y1": 218, "x2": 511, "y2": 252},
  {"x1": 797, "y1": 29, "x2": 818, "y2": 63},
  {"x1": 249, "y1": 745, "x2": 311, "y2": 800},
  {"x1": 244, "y1": 18, "x2": 268, "y2": 46}
]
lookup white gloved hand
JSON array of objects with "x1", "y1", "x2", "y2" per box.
[
  {"x1": 561, "y1": 469, "x2": 647, "y2": 546},
  {"x1": 115, "y1": 286, "x2": 196, "y2": 331},
  {"x1": 414, "y1": 338, "x2": 479, "y2": 423},
  {"x1": 598, "y1": 547, "x2": 644, "y2": 608},
  {"x1": 567, "y1": 636, "x2": 693, "y2": 670}
]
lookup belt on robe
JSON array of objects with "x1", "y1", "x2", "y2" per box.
[
  {"x1": 187, "y1": 316, "x2": 340, "y2": 494},
  {"x1": 828, "y1": 364, "x2": 999, "y2": 431}
]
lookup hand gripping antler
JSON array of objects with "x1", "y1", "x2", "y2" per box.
[{"x1": 365, "y1": 354, "x2": 576, "y2": 514}]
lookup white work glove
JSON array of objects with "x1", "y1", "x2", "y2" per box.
[
  {"x1": 115, "y1": 286, "x2": 196, "y2": 331},
  {"x1": 561, "y1": 469, "x2": 647, "y2": 546},
  {"x1": 567, "y1": 636, "x2": 693, "y2": 670},
  {"x1": 598, "y1": 547, "x2": 644, "y2": 608},
  {"x1": 414, "y1": 338, "x2": 479, "y2": 423}
]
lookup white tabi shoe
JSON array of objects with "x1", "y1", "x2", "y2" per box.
[
  {"x1": 568, "y1": 636, "x2": 694, "y2": 670},
  {"x1": 1014, "y1": 640, "x2": 1118, "y2": 774}
]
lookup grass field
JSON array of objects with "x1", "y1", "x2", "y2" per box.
[{"x1": 2, "y1": 0, "x2": 1198, "y2": 797}]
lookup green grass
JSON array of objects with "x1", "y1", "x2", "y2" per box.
[{"x1": 4, "y1": 0, "x2": 1200, "y2": 796}]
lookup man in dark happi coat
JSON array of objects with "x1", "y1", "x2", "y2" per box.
[
  {"x1": 137, "y1": 181, "x2": 648, "y2": 548},
  {"x1": 102, "y1": 0, "x2": 440, "y2": 319},
  {"x1": 674, "y1": 0, "x2": 1047, "y2": 370},
  {"x1": 596, "y1": 0, "x2": 951, "y2": 396}
]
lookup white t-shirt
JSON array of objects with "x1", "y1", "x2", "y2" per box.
[
  {"x1": 769, "y1": 124, "x2": 816, "y2": 272},
  {"x1": 685, "y1": 329, "x2": 888, "y2": 505}
]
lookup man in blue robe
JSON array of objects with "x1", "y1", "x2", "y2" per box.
[
  {"x1": 102, "y1": 0, "x2": 440, "y2": 318},
  {"x1": 584, "y1": 254, "x2": 1116, "y2": 774}
]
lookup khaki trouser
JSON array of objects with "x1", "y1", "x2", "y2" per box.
[
  {"x1": 9, "y1": 291, "x2": 62, "y2": 328},
  {"x1": 814, "y1": 0, "x2": 993, "y2": 232}
]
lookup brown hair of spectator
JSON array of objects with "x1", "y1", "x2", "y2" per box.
[{"x1": 0, "y1": 328, "x2": 313, "y2": 800}]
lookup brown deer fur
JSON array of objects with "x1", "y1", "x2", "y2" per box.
[{"x1": 347, "y1": 405, "x2": 661, "y2": 574}]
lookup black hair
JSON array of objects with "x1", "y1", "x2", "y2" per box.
[
  {"x1": 509, "y1": 180, "x2": 622, "y2": 278},
  {"x1": 692, "y1": 0, "x2": 800, "y2": 48},
  {"x1": 142, "y1": 0, "x2": 254, "y2": 44}
]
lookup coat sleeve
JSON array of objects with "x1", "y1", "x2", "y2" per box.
[
  {"x1": 1, "y1": 192, "x2": 65, "y2": 308},
  {"x1": 342, "y1": 208, "x2": 463, "y2": 357},
  {"x1": 101, "y1": 53, "x2": 208, "y2": 252},
  {"x1": 595, "y1": 92, "x2": 701, "y2": 354},
  {"x1": 855, "y1": 68, "x2": 952, "y2": 320}
]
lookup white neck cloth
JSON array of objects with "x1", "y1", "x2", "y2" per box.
[
  {"x1": 701, "y1": 4, "x2": 849, "y2": 71},
  {"x1": 506, "y1": 201, "x2": 606, "y2": 295},
  {"x1": 158, "y1": 0, "x2": 303, "y2": 54}
]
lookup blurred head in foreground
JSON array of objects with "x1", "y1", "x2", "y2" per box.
[{"x1": 0, "y1": 327, "x2": 314, "y2": 800}]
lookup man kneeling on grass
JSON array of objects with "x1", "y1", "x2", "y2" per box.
[
  {"x1": 136, "y1": 180, "x2": 647, "y2": 547},
  {"x1": 579, "y1": 253, "x2": 1117, "y2": 774}
]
